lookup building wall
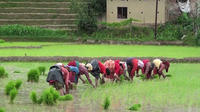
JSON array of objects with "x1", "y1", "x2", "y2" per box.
[{"x1": 106, "y1": 0, "x2": 166, "y2": 25}]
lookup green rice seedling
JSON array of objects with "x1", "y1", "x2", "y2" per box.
[
  {"x1": 166, "y1": 74, "x2": 172, "y2": 77},
  {"x1": 30, "y1": 91, "x2": 38, "y2": 104},
  {"x1": 42, "y1": 89, "x2": 55, "y2": 105},
  {"x1": 0, "y1": 39, "x2": 5, "y2": 43},
  {"x1": 49, "y1": 87, "x2": 59, "y2": 103},
  {"x1": 5, "y1": 81, "x2": 15, "y2": 95},
  {"x1": 38, "y1": 66, "x2": 46, "y2": 75},
  {"x1": 58, "y1": 94, "x2": 73, "y2": 101},
  {"x1": 37, "y1": 96, "x2": 43, "y2": 104},
  {"x1": 15, "y1": 80, "x2": 22, "y2": 90},
  {"x1": 103, "y1": 97, "x2": 110, "y2": 110},
  {"x1": 0, "y1": 66, "x2": 7, "y2": 78},
  {"x1": 27, "y1": 69, "x2": 40, "y2": 82},
  {"x1": 128, "y1": 104, "x2": 141, "y2": 111},
  {"x1": 0, "y1": 108, "x2": 5, "y2": 112},
  {"x1": 13, "y1": 70, "x2": 21, "y2": 73},
  {"x1": 9, "y1": 88, "x2": 18, "y2": 104},
  {"x1": 120, "y1": 75, "x2": 125, "y2": 82}
]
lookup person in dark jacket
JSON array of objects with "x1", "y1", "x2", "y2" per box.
[
  {"x1": 86, "y1": 59, "x2": 109, "y2": 87},
  {"x1": 47, "y1": 63, "x2": 69, "y2": 95}
]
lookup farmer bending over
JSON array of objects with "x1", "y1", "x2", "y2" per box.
[
  {"x1": 86, "y1": 59, "x2": 109, "y2": 87},
  {"x1": 153, "y1": 59, "x2": 170, "y2": 79}
]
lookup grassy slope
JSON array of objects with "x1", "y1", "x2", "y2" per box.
[{"x1": 0, "y1": 42, "x2": 199, "y2": 58}]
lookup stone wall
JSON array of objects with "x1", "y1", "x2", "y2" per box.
[{"x1": 167, "y1": 0, "x2": 197, "y2": 21}]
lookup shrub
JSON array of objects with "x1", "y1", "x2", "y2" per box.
[
  {"x1": 58, "y1": 94, "x2": 73, "y2": 101},
  {"x1": 5, "y1": 81, "x2": 15, "y2": 95},
  {"x1": 183, "y1": 33, "x2": 197, "y2": 46},
  {"x1": 38, "y1": 66, "x2": 46, "y2": 75},
  {"x1": 30, "y1": 91, "x2": 38, "y2": 104},
  {"x1": 129, "y1": 104, "x2": 141, "y2": 111},
  {"x1": 103, "y1": 97, "x2": 110, "y2": 110},
  {"x1": 0, "y1": 66, "x2": 8, "y2": 78},
  {"x1": 15, "y1": 80, "x2": 22, "y2": 89},
  {"x1": 0, "y1": 108, "x2": 5, "y2": 112},
  {"x1": 9, "y1": 88, "x2": 18, "y2": 104},
  {"x1": 0, "y1": 39, "x2": 5, "y2": 43},
  {"x1": 27, "y1": 69, "x2": 40, "y2": 82}
]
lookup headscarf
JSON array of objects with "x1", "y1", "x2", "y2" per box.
[
  {"x1": 153, "y1": 59, "x2": 162, "y2": 68},
  {"x1": 86, "y1": 63, "x2": 93, "y2": 71}
]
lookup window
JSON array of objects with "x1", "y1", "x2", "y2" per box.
[{"x1": 117, "y1": 7, "x2": 128, "y2": 19}]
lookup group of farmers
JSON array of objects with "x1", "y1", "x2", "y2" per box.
[{"x1": 46, "y1": 58, "x2": 170, "y2": 95}]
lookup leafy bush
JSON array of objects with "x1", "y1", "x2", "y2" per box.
[
  {"x1": 30, "y1": 91, "x2": 38, "y2": 104},
  {"x1": 9, "y1": 88, "x2": 18, "y2": 104},
  {"x1": 0, "y1": 66, "x2": 8, "y2": 78},
  {"x1": 15, "y1": 80, "x2": 22, "y2": 89},
  {"x1": 103, "y1": 97, "x2": 110, "y2": 110},
  {"x1": 58, "y1": 94, "x2": 73, "y2": 101},
  {"x1": 0, "y1": 39, "x2": 5, "y2": 43},
  {"x1": 38, "y1": 66, "x2": 46, "y2": 75},
  {"x1": 27, "y1": 69, "x2": 40, "y2": 82},
  {"x1": 37, "y1": 96, "x2": 43, "y2": 104},
  {"x1": 0, "y1": 108, "x2": 5, "y2": 112},
  {"x1": 183, "y1": 33, "x2": 197, "y2": 46},
  {"x1": 129, "y1": 104, "x2": 141, "y2": 111},
  {"x1": 5, "y1": 81, "x2": 16, "y2": 95}
]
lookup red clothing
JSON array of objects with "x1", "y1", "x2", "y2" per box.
[
  {"x1": 68, "y1": 61, "x2": 76, "y2": 67},
  {"x1": 98, "y1": 61, "x2": 106, "y2": 75},
  {"x1": 130, "y1": 59, "x2": 138, "y2": 77},
  {"x1": 142, "y1": 59, "x2": 150, "y2": 74},
  {"x1": 61, "y1": 67, "x2": 69, "y2": 92},
  {"x1": 69, "y1": 71, "x2": 76, "y2": 83}
]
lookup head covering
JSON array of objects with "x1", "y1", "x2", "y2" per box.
[
  {"x1": 163, "y1": 61, "x2": 170, "y2": 72},
  {"x1": 80, "y1": 63, "x2": 85, "y2": 67},
  {"x1": 86, "y1": 63, "x2": 93, "y2": 71},
  {"x1": 138, "y1": 60, "x2": 144, "y2": 68},
  {"x1": 55, "y1": 63, "x2": 64, "y2": 67},
  {"x1": 153, "y1": 59, "x2": 162, "y2": 68}
]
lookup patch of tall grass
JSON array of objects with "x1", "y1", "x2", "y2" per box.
[
  {"x1": 27, "y1": 69, "x2": 40, "y2": 82},
  {"x1": 0, "y1": 66, "x2": 8, "y2": 78},
  {"x1": 103, "y1": 96, "x2": 110, "y2": 110},
  {"x1": 0, "y1": 24, "x2": 68, "y2": 38}
]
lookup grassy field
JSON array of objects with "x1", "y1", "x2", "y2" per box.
[
  {"x1": 0, "y1": 42, "x2": 200, "y2": 58},
  {"x1": 0, "y1": 62, "x2": 200, "y2": 112}
]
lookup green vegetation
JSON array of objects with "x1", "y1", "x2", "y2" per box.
[
  {"x1": 0, "y1": 108, "x2": 5, "y2": 112},
  {"x1": 38, "y1": 66, "x2": 46, "y2": 75},
  {"x1": 42, "y1": 87, "x2": 59, "y2": 105},
  {"x1": 128, "y1": 104, "x2": 141, "y2": 111},
  {"x1": 15, "y1": 80, "x2": 22, "y2": 90},
  {"x1": 0, "y1": 39, "x2": 5, "y2": 43},
  {"x1": 13, "y1": 70, "x2": 21, "y2": 73},
  {"x1": 5, "y1": 81, "x2": 16, "y2": 95},
  {"x1": 58, "y1": 94, "x2": 73, "y2": 101},
  {"x1": 27, "y1": 69, "x2": 40, "y2": 82},
  {"x1": 30, "y1": 91, "x2": 38, "y2": 104},
  {"x1": 0, "y1": 42, "x2": 199, "y2": 58},
  {"x1": 0, "y1": 24, "x2": 68, "y2": 39},
  {"x1": 103, "y1": 96, "x2": 110, "y2": 110},
  {"x1": 0, "y1": 66, "x2": 8, "y2": 78},
  {"x1": 9, "y1": 88, "x2": 18, "y2": 104}
]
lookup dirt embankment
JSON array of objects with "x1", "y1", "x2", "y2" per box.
[{"x1": 0, "y1": 56, "x2": 200, "y2": 63}]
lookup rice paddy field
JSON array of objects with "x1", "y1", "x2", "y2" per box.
[{"x1": 0, "y1": 42, "x2": 200, "y2": 112}]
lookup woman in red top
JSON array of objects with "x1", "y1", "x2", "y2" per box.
[
  {"x1": 153, "y1": 59, "x2": 170, "y2": 79},
  {"x1": 103, "y1": 60, "x2": 127, "y2": 81}
]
